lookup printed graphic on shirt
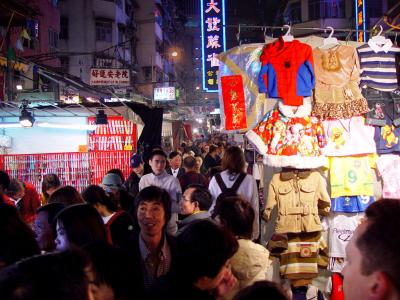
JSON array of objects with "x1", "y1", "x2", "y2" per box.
[
  {"x1": 381, "y1": 125, "x2": 399, "y2": 148},
  {"x1": 376, "y1": 154, "x2": 400, "y2": 199}
]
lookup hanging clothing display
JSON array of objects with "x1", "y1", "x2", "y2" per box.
[
  {"x1": 362, "y1": 88, "x2": 400, "y2": 127},
  {"x1": 258, "y1": 37, "x2": 315, "y2": 106},
  {"x1": 311, "y1": 45, "x2": 369, "y2": 119},
  {"x1": 328, "y1": 155, "x2": 375, "y2": 198},
  {"x1": 376, "y1": 154, "x2": 400, "y2": 199},
  {"x1": 264, "y1": 169, "x2": 331, "y2": 234},
  {"x1": 218, "y1": 28, "x2": 400, "y2": 291},
  {"x1": 357, "y1": 39, "x2": 400, "y2": 92},
  {"x1": 322, "y1": 116, "x2": 376, "y2": 156},
  {"x1": 330, "y1": 195, "x2": 374, "y2": 213},
  {"x1": 279, "y1": 232, "x2": 328, "y2": 280},
  {"x1": 323, "y1": 212, "x2": 363, "y2": 258},
  {"x1": 246, "y1": 98, "x2": 327, "y2": 169}
]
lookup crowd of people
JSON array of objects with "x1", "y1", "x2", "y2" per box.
[{"x1": 0, "y1": 136, "x2": 399, "y2": 300}]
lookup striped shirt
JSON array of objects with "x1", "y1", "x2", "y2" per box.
[{"x1": 357, "y1": 39, "x2": 400, "y2": 91}]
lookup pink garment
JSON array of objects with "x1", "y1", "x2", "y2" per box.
[
  {"x1": 322, "y1": 117, "x2": 376, "y2": 157},
  {"x1": 376, "y1": 154, "x2": 400, "y2": 199}
]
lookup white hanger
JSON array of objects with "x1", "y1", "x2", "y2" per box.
[
  {"x1": 282, "y1": 24, "x2": 294, "y2": 42},
  {"x1": 369, "y1": 25, "x2": 387, "y2": 45},
  {"x1": 322, "y1": 26, "x2": 339, "y2": 47}
]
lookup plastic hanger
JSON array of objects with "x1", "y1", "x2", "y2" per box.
[
  {"x1": 282, "y1": 24, "x2": 294, "y2": 42},
  {"x1": 368, "y1": 25, "x2": 387, "y2": 45},
  {"x1": 322, "y1": 26, "x2": 339, "y2": 48}
]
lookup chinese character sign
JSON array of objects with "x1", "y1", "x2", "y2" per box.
[
  {"x1": 355, "y1": 0, "x2": 366, "y2": 42},
  {"x1": 221, "y1": 75, "x2": 247, "y2": 130},
  {"x1": 201, "y1": 0, "x2": 226, "y2": 92},
  {"x1": 90, "y1": 68, "x2": 130, "y2": 86}
]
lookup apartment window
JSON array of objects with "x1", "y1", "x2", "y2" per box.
[
  {"x1": 118, "y1": 28, "x2": 124, "y2": 43},
  {"x1": 284, "y1": 1, "x2": 302, "y2": 24},
  {"x1": 48, "y1": 29, "x2": 59, "y2": 51},
  {"x1": 309, "y1": 0, "x2": 345, "y2": 20},
  {"x1": 60, "y1": 17, "x2": 68, "y2": 39},
  {"x1": 96, "y1": 22, "x2": 112, "y2": 42},
  {"x1": 116, "y1": 0, "x2": 123, "y2": 9}
]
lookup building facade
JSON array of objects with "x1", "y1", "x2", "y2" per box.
[{"x1": 58, "y1": 0, "x2": 136, "y2": 85}]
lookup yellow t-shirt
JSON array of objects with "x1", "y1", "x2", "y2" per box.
[{"x1": 329, "y1": 155, "x2": 376, "y2": 198}]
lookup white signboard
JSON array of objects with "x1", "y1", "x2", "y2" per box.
[
  {"x1": 90, "y1": 68, "x2": 130, "y2": 86},
  {"x1": 154, "y1": 87, "x2": 176, "y2": 101}
]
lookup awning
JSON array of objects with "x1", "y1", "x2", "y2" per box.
[{"x1": 0, "y1": 56, "x2": 29, "y2": 72}]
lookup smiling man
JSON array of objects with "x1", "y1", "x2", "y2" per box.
[
  {"x1": 139, "y1": 150, "x2": 182, "y2": 235},
  {"x1": 342, "y1": 199, "x2": 400, "y2": 300},
  {"x1": 127, "y1": 186, "x2": 176, "y2": 299}
]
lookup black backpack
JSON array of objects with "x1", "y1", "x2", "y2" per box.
[{"x1": 214, "y1": 172, "x2": 247, "y2": 201}]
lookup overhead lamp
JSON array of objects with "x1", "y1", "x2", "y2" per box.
[
  {"x1": 171, "y1": 51, "x2": 178, "y2": 57},
  {"x1": 16, "y1": 84, "x2": 23, "y2": 90},
  {"x1": 19, "y1": 104, "x2": 35, "y2": 127},
  {"x1": 196, "y1": 86, "x2": 200, "y2": 90},
  {"x1": 95, "y1": 110, "x2": 108, "y2": 125}
]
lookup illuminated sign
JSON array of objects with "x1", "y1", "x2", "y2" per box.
[
  {"x1": 201, "y1": 0, "x2": 226, "y2": 93},
  {"x1": 355, "y1": 0, "x2": 366, "y2": 42},
  {"x1": 90, "y1": 68, "x2": 130, "y2": 86},
  {"x1": 154, "y1": 87, "x2": 176, "y2": 101}
]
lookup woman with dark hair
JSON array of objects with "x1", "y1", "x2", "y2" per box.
[
  {"x1": 0, "y1": 203, "x2": 40, "y2": 270},
  {"x1": 213, "y1": 196, "x2": 271, "y2": 298},
  {"x1": 48, "y1": 185, "x2": 84, "y2": 206},
  {"x1": 208, "y1": 146, "x2": 260, "y2": 240},
  {"x1": 41, "y1": 173, "x2": 61, "y2": 204},
  {"x1": 82, "y1": 185, "x2": 134, "y2": 248},
  {"x1": 54, "y1": 204, "x2": 107, "y2": 250},
  {"x1": 126, "y1": 185, "x2": 176, "y2": 299}
]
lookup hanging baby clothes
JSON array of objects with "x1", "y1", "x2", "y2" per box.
[
  {"x1": 279, "y1": 232, "x2": 328, "y2": 281},
  {"x1": 322, "y1": 116, "x2": 376, "y2": 157},
  {"x1": 258, "y1": 37, "x2": 315, "y2": 106},
  {"x1": 328, "y1": 155, "x2": 376, "y2": 198},
  {"x1": 330, "y1": 273, "x2": 345, "y2": 300},
  {"x1": 263, "y1": 169, "x2": 331, "y2": 234},
  {"x1": 312, "y1": 45, "x2": 369, "y2": 119},
  {"x1": 323, "y1": 212, "x2": 363, "y2": 259},
  {"x1": 330, "y1": 195, "x2": 374, "y2": 213},
  {"x1": 246, "y1": 98, "x2": 327, "y2": 169},
  {"x1": 357, "y1": 38, "x2": 400, "y2": 92},
  {"x1": 376, "y1": 154, "x2": 400, "y2": 199}
]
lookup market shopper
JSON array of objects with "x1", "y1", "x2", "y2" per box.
[
  {"x1": 202, "y1": 144, "x2": 221, "y2": 174},
  {"x1": 48, "y1": 185, "x2": 84, "y2": 206},
  {"x1": 176, "y1": 184, "x2": 212, "y2": 236},
  {"x1": 213, "y1": 195, "x2": 270, "y2": 298},
  {"x1": 0, "y1": 203, "x2": 40, "y2": 270},
  {"x1": 342, "y1": 199, "x2": 400, "y2": 300},
  {"x1": 41, "y1": 173, "x2": 61, "y2": 204},
  {"x1": 166, "y1": 151, "x2": 185, "y2": 178},
  {"x1": 127, "y1": 186, "x2": 177, "y2": 299},
  {"x1": 124, "y1": 153, "x2": 145, "y2": 199},
  {"x1": 101, "y1": 173, "x2": 134, "y2": 211},
  {"x1": 139, "y1": 150, "x2": 182, "y2": 234},
  {"x1": 33, "y1": 202, "x2": 66, "y2": 252},
  {"x1": 151, "y1": 220, "x2": 238, "y2": 300},
  {"x1": 208, "y1": 146, "x2": 260, "y2": 240},
  {"x1": 54, "y1": 204, "x2": 107, "y2": 251},
  {"x1": 6, "y1": 178, "x2": 41, "y2": 225},
  {"x1": 82, "y1": 185, "x2": 134, "y2": 248},
  {"x1": 179, "y1": 156, "x2": 208, "y2": 191},
  {"x1": 0, "y1": 251, "x2": 93, "y2": 300}
]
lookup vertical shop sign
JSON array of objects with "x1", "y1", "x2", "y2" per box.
[
  {"x1": 355, "y1": 0, "x2": 366, "y2": 42},
  {"x1": 201, "y1": 0, "x2": 226, "y2": 92},
  {"x1": 221, "y1": 75, "x2": 247, "y2": 130}
]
